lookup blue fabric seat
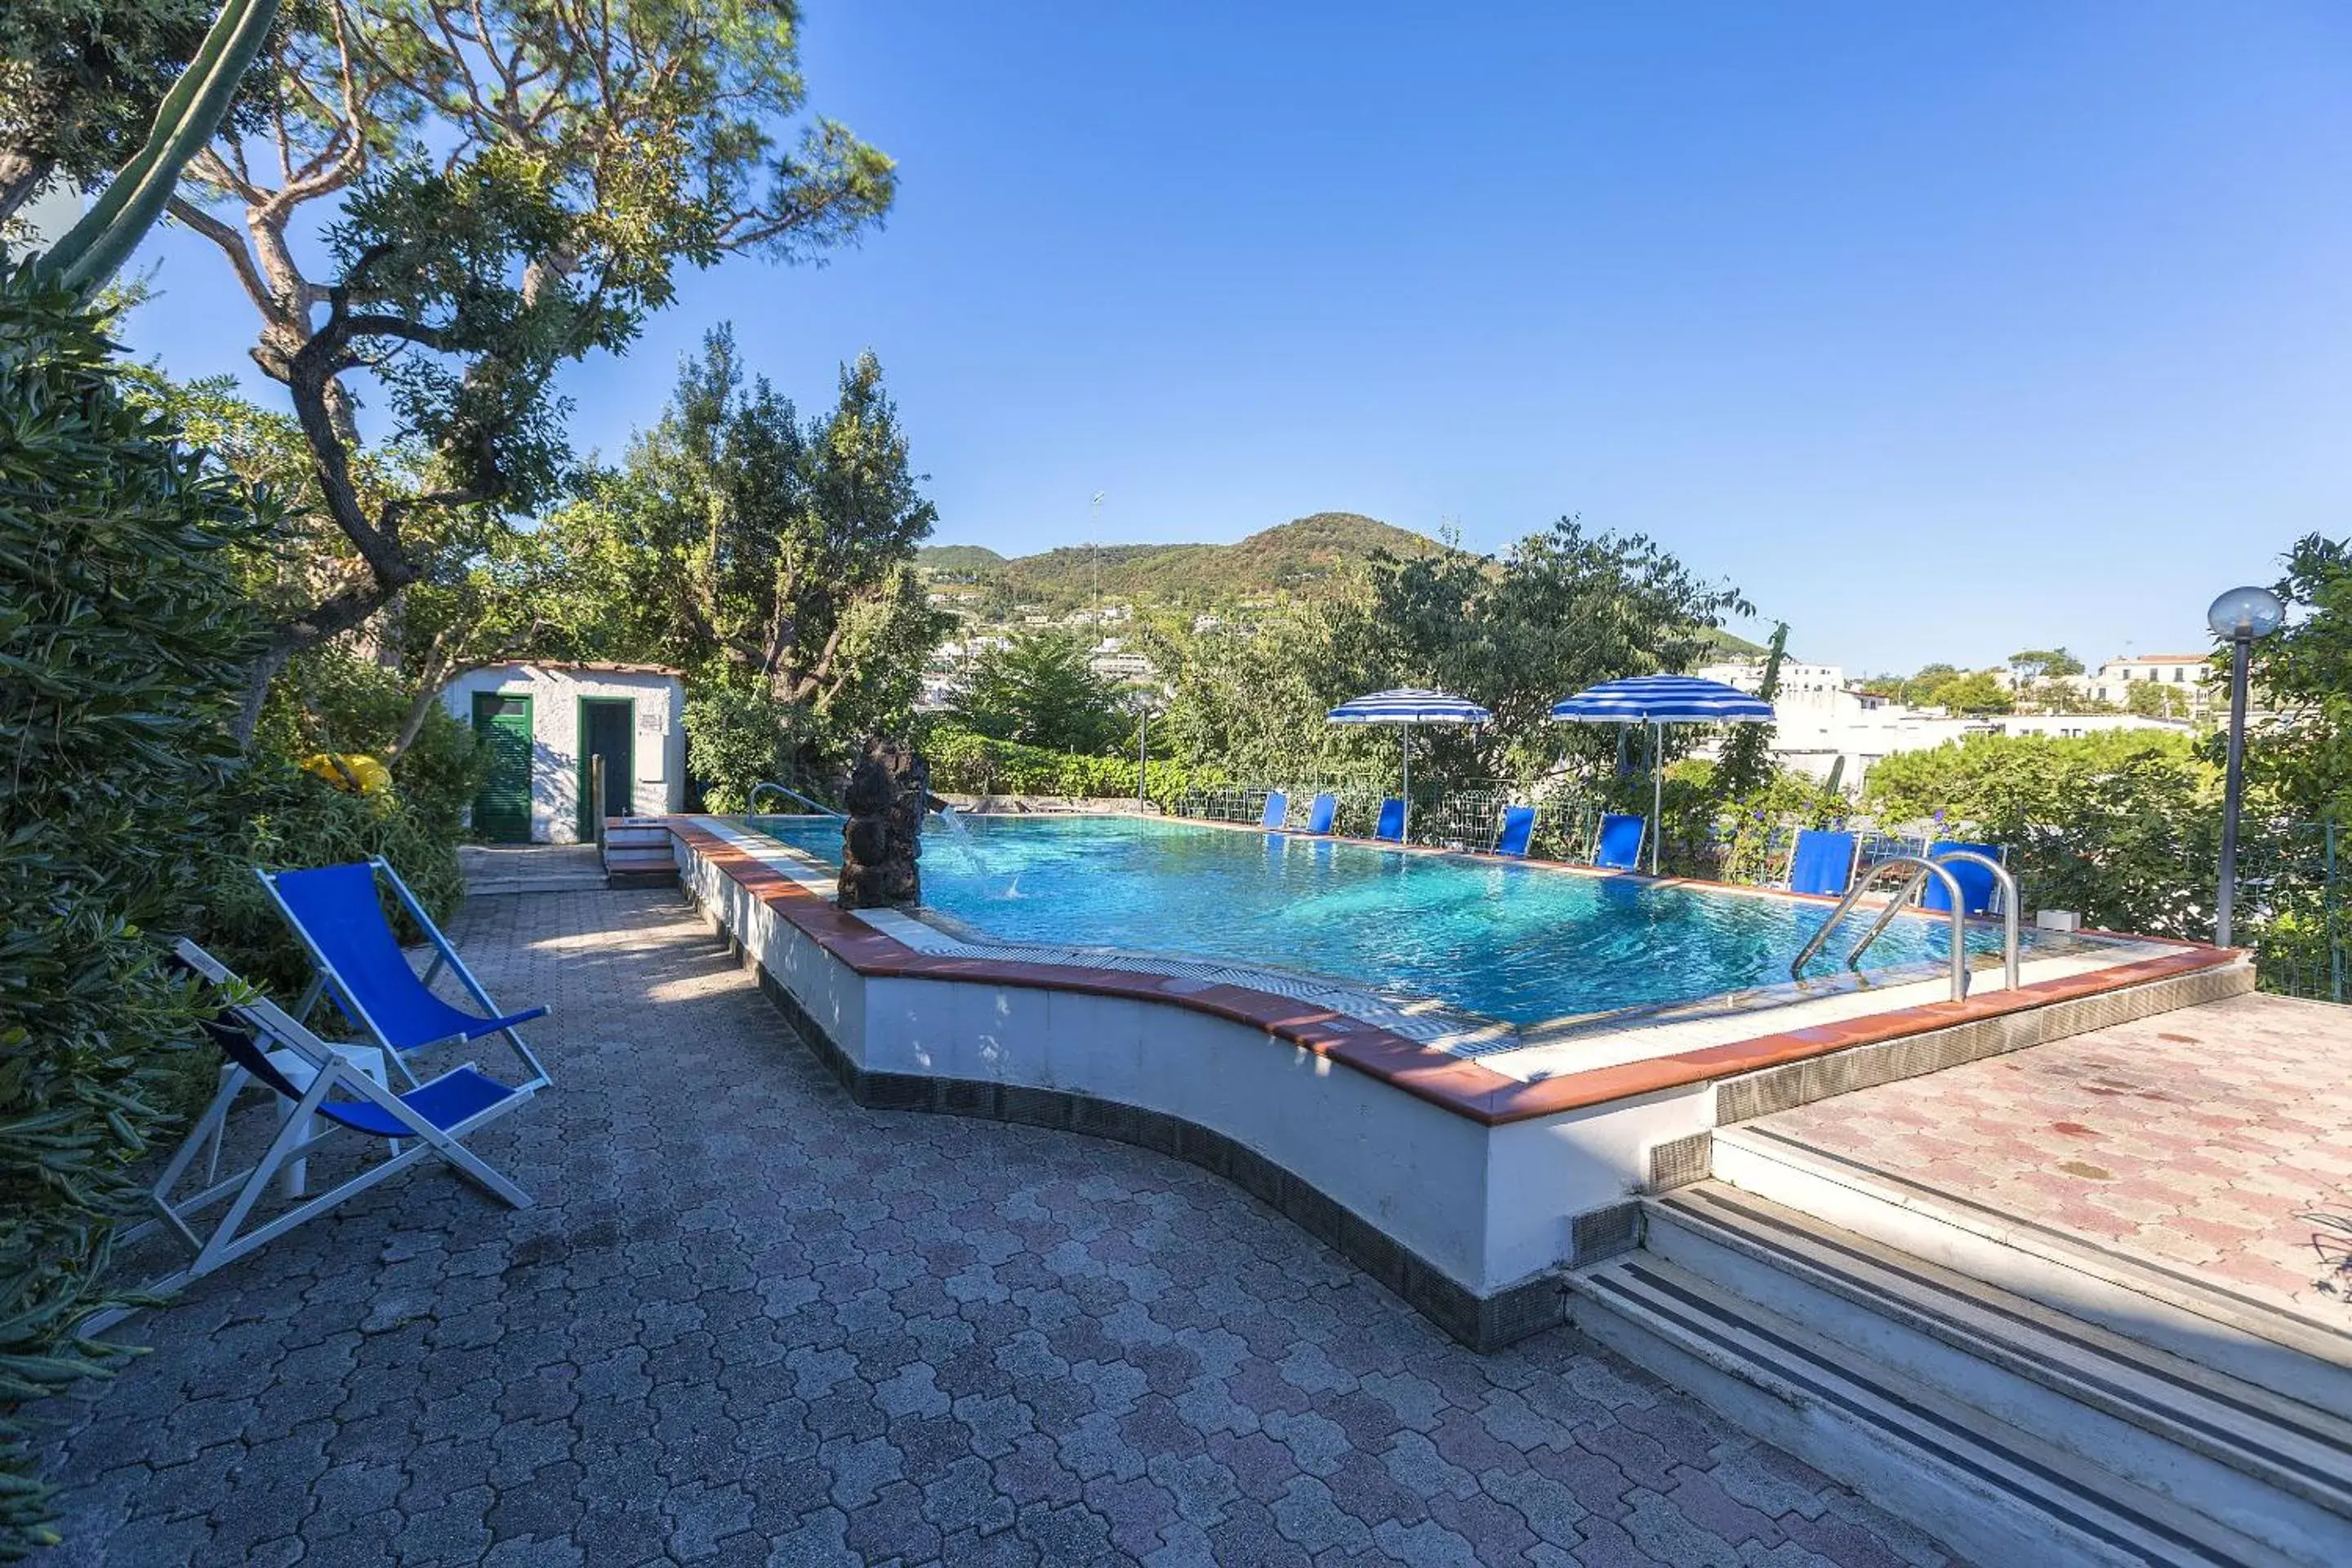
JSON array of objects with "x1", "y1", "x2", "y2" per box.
[
  {"x1": 130, "y1": 940, "x2": 537, "y2": 1298},
  {"x1": 1922, "y1": 840, "x2": 2005, "y2": 915},
  {"x1": 1494, "y1": 805, "x2": 1536, "y2": 858},
  {"x1": 1788, "y1": 829, "x2": 1860, "y2": 897},
  {"x1": 261, "y1": 858, "x2": 551, "y2": 1090},
  {"x1": 1303, "y1": 792, "x2": 1338, "y2": 834},
  {"x1": 1373, "y1": 798, "x2": 1405, "y2": 841},
  {"x1": 1259, "y1": 791, "x2": 1289, "y2": 829},
  {"x1": 1593, "y1": 813, "x2": 1646, "y2": 871}
]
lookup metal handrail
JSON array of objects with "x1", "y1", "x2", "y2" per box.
[
  {"x1": 748, "y1": 780, "x2": 844, "y2": 817},
  {"x1": 1791, "y1": 855, "x2": 1972, "y2": 1002},
  {"x1": 1931, "y1": 849, "x2": 2021, "y2": 994}
]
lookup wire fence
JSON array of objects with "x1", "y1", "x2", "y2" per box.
[{"x1": 1169, "y1": 782, "x2": 2350, "y2": 1004}]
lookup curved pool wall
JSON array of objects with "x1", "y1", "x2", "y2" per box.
[{"x1": 668, "y1": 814, "x2": 2251, "y2": 1350}]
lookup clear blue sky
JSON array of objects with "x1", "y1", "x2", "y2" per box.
[{"x1": 121, "y1": 2, "x2": 2352, "y2": 674}]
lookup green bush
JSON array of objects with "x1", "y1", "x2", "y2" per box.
[
  {"x1": 194, "y1": 764, "x2": 468, "y2": 999},
  {"x1": 0, "y1": 268, "x2": 266, "y2": 1557},
  {"x1": 250, "y1": 648, "x2": 484, "y2": 833},
  {"x1": 926, "y1": 724, "x2": 1222, "y2": 809},
  {"x1": 686, "y1": 684, "x2": 845, "y2": 813}
]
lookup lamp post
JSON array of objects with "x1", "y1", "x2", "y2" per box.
[{"x1": 2207, "y1": 586, "x2": 2285, "y2": 947}]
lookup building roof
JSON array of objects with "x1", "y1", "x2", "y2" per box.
[
  {"x1": 466, "y1": 660, "x2": 687, "y2": 678},
  {"x1": 2110, "y1": 653, "x2": 2208, "y2": 665}
]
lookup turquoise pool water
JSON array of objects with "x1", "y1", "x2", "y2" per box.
[{"x1": 751, "y1": 814, "x2": 2042, "y2": 1025}]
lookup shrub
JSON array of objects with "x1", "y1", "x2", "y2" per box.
[
  {"x1": 195, "y1": 764, "x2": 468, "y2": 998},
  {"x1": 686, "y1": 685, "x2": 846, "y2": 813},
  {"x1": 925, "y1": 724, "x2": 1221, "y2": 808},
  {"x1": 0, "y1": 268, "x2": 265, "y2": 1556}
]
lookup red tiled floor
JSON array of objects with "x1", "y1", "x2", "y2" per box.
[{"x1": 1758, "y1": 992, "x2": 2352, "y2": 1327}]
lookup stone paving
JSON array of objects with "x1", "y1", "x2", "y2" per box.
[
  {"x1": 1763, "y1": 991, "x2": 2352, "y2": 1324},
  {"x1": 37, "y1": 889, "x2": 1955, "y2": 1566}
]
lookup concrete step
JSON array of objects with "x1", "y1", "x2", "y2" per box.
[
  {"x1": 1570, "y1": 1253, "x2": 2308, "y2": 1567},
  {"x1": 1711, "y1": 1125, "x2": 2352, "y2": 1414},
  {"x1": 1643, "y1": 1182, "x2": 2352, "y2": 1563},
  {"x1": 466, "y1": 875, "x2": 608, "y2": 896}
]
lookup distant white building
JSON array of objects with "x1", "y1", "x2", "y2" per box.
[
  {"x1": 1695, "y1": 657, "x2": 1872, "y2": 715},
  {"x1": 2089, "y1": 653, "x2": 2213, "y2": 715},
  {"x1": 1089, "y1": 637, "x2": 1156, "y2": 684}
]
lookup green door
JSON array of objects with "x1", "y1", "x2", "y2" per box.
[
  {"x1": 471, "y1": 692, "x2": 534, "y2": 842},
  {"x1": 577, "y1": 697, "x2": 635, "y2": 838}
]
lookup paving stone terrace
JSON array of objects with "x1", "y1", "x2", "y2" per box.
[
  {"x1": 1761, "y1": 990, "x2": 2352, "y2": 1326},
  {"x1": 38, "y1": 889, "x2": 1956, "y2": 1567}
]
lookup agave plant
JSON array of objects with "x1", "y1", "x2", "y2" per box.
[{"x1": 37, "y1": 0, "x2": 278, "y2": 291}]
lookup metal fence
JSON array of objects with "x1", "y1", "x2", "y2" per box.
[{"x1": 1171, "y1": 780, "x2": 2352, "y2": 1005}]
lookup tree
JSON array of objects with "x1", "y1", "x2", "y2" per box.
[
  {"x1": 546, "y1": 329, "x2": 947, "y2": 749},
  {"x1": 1, "y1": 269, "x2": 267, "y2": 1557},
  {"x1": 1923, "y1": 670, "x2": 2012, "y2": 715},
  {"x1": 1713, "y1": 621, "x2": 1786, "y2": 799},
  {"x1": 954, "y1": 630, "x2": 1127, "y2": 754},
  {"x1": 1364, "y1": 516, "x2": 1753, "y2": 779},
  {"x1": 2125, "y1": 680, "x2": 2189, "y2": 721},
  {"x1": 2247, "y1": 533, "x2": 2352, "y2": 819},
  {"x1": 2008, "y1": 647, "x2": 2083, "y2": 682},
  {"x1": 1898, "y1": 662, "x2": 1961, "y2": 706},
  {"x1": 0, "y1": 0, "x2": 278, "y2": 231},
  {"x1": 157, "y1": 0, "x2": 896, "y2": 737}
]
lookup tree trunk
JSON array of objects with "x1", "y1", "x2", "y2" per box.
[{"x1": 0, "y1": 151, "x2": 55, "y2": 233}]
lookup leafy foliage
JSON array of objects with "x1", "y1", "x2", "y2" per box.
[
  {"x1": 1713, "y1": 621, "x2": 1786, "y2": 800},
  {"x1": 546, "y1": 330, "x2": 946, "y2": 765},
  {"x1": 1864, "y1": 732, "x2": 2223, "y2": 935},
  {"x1": 1361, "y1": 516, "x2": 1754, "y2": 780},
  {"x1": 0, "y1": 269, "x2": 265, "y2": 1557},
  {"x1": 952, "y1": 630, "x2": 1127, "y2": 754},
  {"x1": 925, "y1": 724, "x2": 1221, "y2": 808},
  {"x1": 684, "y1": 685, "x2": 831, "y2": 814},
  {"x1": 2247, "y1": 534, "x2": 2352, "y2": 822},
  {"x1": 158, "y1": 0, "x2": 897, "y2": 733}
]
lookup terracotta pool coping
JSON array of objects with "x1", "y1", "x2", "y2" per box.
[{"x1": 674, "y1": 818, "x2": 2243, "y2": 1129}]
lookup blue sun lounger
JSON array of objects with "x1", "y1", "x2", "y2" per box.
[
  {"x1": 261, "y1": 858, "x2": 551, "y2": 1090},
  {"x1": 136, "y1": 940, "x2": 534, "y2": 1290},
  {"x1": 1373, "y1": 798, "x2": 1405, "y2": 841},
  {"x1": 1494, "y1": 805, "x2": 1536, "y2": 858},
  {"x1": 1788, "y1": 829, "x2": 1860, "y2": 897},
  {"x1": 1259, "y1": 791, "x2": 1290, "y2": 829},
  {"x1": 1592, "y1": 813, "x2": 1646, "y2": 871},
  {"x1": 1303, "y1": 791, "x2": 1339, "y2": 834},
  {"x1": 1922, "y1": 839, "x2": 2006, "y2": 915}
]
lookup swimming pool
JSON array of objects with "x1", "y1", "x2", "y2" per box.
[{"x1": 751, "y1": 813, "x2": 2044, "y2": 1025}]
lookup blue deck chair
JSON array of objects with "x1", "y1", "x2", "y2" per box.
[
  {"x1": 1922, "y1": 839, "x2": 2005, "y2": 915},
  {"x1": 140, "y1": 940, "x2": 534, "y2": 1290},
  {"x1": 1258, "y1": 790, "x2": 1290, "y2": 829},
  {"x1": 1373, "y1": 798, "x2": 1405, "y2": 841},
  {"x1": 1592, "y1": 813, "x2": 1646, "y2": 871},
  {"x1": 261, "y1": 858, "x2": 551, "y2": 1090},
  {"x1": 1494, "y1": 805, "x2": 1537, "y2": 858},
  {"x1": 1303, "y1": 792, "x2": 1339, "y2": 834},
  {"x1": 1788, "y1": 829, "x2": 1860, "y2": 897}
]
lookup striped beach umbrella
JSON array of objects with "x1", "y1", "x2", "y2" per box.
[
  {"x1": 1326, "y1": 688, "x2": 1492, "y2": 843},
  {"x1": 1549, "y1": 675, "x2": 1775, "y2": 871}
]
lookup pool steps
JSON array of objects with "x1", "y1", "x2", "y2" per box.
[{"x1": 1568, "y1": 1133, "x2": 2352, "y2": 1566}]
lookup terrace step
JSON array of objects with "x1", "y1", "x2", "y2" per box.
[
  {"x1": 1631, "y1": 1181, "x2": 2352, "y2": 1563},
  {"x1": 1710, "y1": 1125, "x2": 2352, "y2": 1410},
  {"x1": 601, "y1": 822, "x2": 677, "y2": 889},
  {"x1": 1569, "y1": 1248, "x2": 2315, "y2": 1566}
]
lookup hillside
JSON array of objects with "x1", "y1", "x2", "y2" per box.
[{"x1": 918, "y1": 512, "x2": 1450, "y2": 611}]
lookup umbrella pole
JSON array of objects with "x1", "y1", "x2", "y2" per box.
[
  {"x1": 1401, "y1": 726, "x2": 1410, "y2": 843},
  {"x1": 1650, "y1": 721, "x2": 1663, "y2": 874}
]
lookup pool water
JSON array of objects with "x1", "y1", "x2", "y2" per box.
[{"x1": 751, "y1": 814, "x2": 2039, "y2": 1025}]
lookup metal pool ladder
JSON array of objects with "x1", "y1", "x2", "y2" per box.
[{"x1": 1789, "y1": 851, "x2": 2020, "y2": 1002}]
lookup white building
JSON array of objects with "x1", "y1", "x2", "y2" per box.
[
  {"x1": 2088, "y1": 653, "x2": 2213, "y2": 715},
  {"x1": 440, "y1": 662, "x2": 688, "y2": 843},
  {"x1": 1088, "y1": 637, "x2": 1156, "y2": 684},
  {"x1": 1695, "y1": 657, "x2": 1871, "y2": 715}
]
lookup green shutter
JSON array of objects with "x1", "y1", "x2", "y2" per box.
[{"x1": 471, "y1": 693, "x2": 533, "y2": 842}]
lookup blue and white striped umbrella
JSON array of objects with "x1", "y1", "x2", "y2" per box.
[
  {"x1": 1326, "y1": 688, "x2": 1491, "y2": 841},
  {"x1": 1548, "y1": 675, "x2": 1774, "y2": 725},
  {"x1": 1548, "y1": 675, "x2": 1775, "y2": 871},
  {"x1": 1326, "y1": 688, "x2": 1494, "y2": 726}
]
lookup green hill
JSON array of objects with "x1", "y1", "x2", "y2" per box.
[{"x1": 919, "y1": 512, "x2": 1450, "y2": 612}]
